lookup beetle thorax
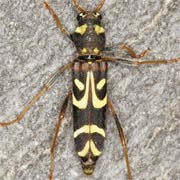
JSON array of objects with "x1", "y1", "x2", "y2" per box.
[{"x1": 70, "y1": 12, "x2": 105, "y2": 55}]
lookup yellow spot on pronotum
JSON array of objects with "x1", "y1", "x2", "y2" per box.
[
  {"x1": 78, "y1": 141, "x2": 89, "y2": 157},
  {"x1": 96, "y1": 79, "x2": 106, "y2": 90},
  {"x1": 74, "y1": 125, "x2": 106, "y2": 138},
  {"x1": 74, "y1": 79, "x2": 85, "y2": 91},
  {"x1": 93, "y1": 48, "x2": 100, "y2": 55},
  {"x1": 81, "y1": 48, "x2": 87, "y2": 54},
  {"x1": 75, "y1": 24, "x2": 88, "y2": 35},
  {"x1": 90, "y1": 140, "x2": 101, "y2": 156},
  {"x1": 94, "y1": 25, "x2": 105, "y2": 35}
]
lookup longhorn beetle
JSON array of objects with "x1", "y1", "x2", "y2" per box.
[{"x1": 0, "y1": 0, "x2": 180, "y2": 180}]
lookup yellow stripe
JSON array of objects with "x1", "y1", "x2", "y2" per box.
[
  {"x1": 74, "y1": 125, "x2": 106, "y2": 138},
  {"x1": 96, "y1": 79, "x2": 106, "y2": 90},
  {"x1": 72, "y1": 72, "x2": 90, "y2": 109},
  {"x1": 78, "y1": 139, "x2": 102, "y2": 157},
  {"x1": 78, "y1": 141, "x2": 89, "y2": 157},
  {"x1": 74, "y1": 126, "x2": 89, "y2": 138},
  {"x1": 74, "y1": 79, "x2": 85, "y2": 91},
  {"x1": 90, "y1": 72, "x2": 107, "y2": 108},
  {"x1": 90, "y1": 140, "x2": 101, "y2": 156},
  {"x1": 73, "y1": 71, "x2": 107, "y2": 109},
  {"x1": 90, "y1": 125, "x2": 105, "y2": 137},
  {"x1": 75, "y1": 24, "x2": 87, "y2": 35}
]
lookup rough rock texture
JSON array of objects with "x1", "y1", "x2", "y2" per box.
[{"x1": 0, "y1": 0, "x2": 179, "y2": 180}]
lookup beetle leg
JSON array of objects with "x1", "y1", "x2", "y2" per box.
[
  {"x1": 102, "y1": 56, "x2": 180, "y2": 66},
  {"x1": 43, "y1": 1, "x2": 70, "y2": 37},
  {"x1": 129, "y1": 57, "x2": 180, "y2": 65},
  {"x1": 107, "y1": 99, "x2": 132, "y2": 180},
  {"x1": 0, "y1": 63, "x2": 72, "y2": 127},
  {"x1": 120, "y1": 45, "x2": 149, "y2": 58},
  {"x1": 49, "y1": 92, "x2": 71, "y2": 180}
]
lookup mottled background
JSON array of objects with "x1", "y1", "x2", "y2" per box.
[{"x1": 0, "y1": 0, "x2": 180, "y2": 180}]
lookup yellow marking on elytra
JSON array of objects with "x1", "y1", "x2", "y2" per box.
[
  {"x1": 74, "y1": 79, "x2": 85, "y2": 91},
  {"x1": 90, "y1": 125, "x2": 105, "y2": 137},
  {"x1": 97, "y1": 79, "x2": 106, "y2": 90},
  {"x1": 84, "y1": 168, "x2": 93, "y2": 175},
  {"x1": 88, "y1": 61, "x2": 92, "y2": 64},
  {"x1": 94, "y1": 25, "x2": 105, "y2": 35},
  {"x1": 73, "y1": 71, "x2": 107, "y2": 109},
  {"x1": 90, "y1": 140, "x2": 101, "y2": 156},
  {"x1": 78, "y1": 139, "x2": 102, "y2": 157},
  {"x1": 74, "y1": 126, "x2": 89, "y2": 138},
  {"x1": 74, "y1": 125, "x2": 105, "y2": 138},
  {"x1": 81, "y1": 48, "x2": 87, "y2": 54},
  {"x1": 93, "y1": 48, "x2": 100, "y2": 55},
  {"x1": 78, "y1": 141, "x2": 89, "y2": 157},
  {"x1": 90, "y1": 72, "x2": 107, "y2": 108},
  {"x1": 72, "y1": 71, "x2": 90, "y2": 109},
  {"x1": 75, "y1": 24, "x2": 87, "y2": 35}
]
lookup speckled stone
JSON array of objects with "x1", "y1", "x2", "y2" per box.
[{"x1": 0, "y1": 0, "x2": 180, "y2": 180}]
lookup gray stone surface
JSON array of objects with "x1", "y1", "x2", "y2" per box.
[{"x1": 0, "y1": 0, "x2": 180, "y2": 180}]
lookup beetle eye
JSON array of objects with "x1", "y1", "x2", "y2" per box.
[
  {"x1": 94, "y1": 12, "x2": 102, "y2": 19},
  {"x1": 77, "y1": 12, "x2": 86, "y2": 21}
]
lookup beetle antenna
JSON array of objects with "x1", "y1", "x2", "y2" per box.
[
  {"x1": 72, "y1": 0, "x2": 106, "y2": 13},
  {"x1": 94, "y1": 0, "x2": 106, "y2": 13},
  {"x1": 72, "y1": 0, "x2": 86, "y2": 13}
]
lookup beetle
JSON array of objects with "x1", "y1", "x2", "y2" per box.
[{"x1": 0, "y1": 0, "x2": 179, "y2": 180}]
